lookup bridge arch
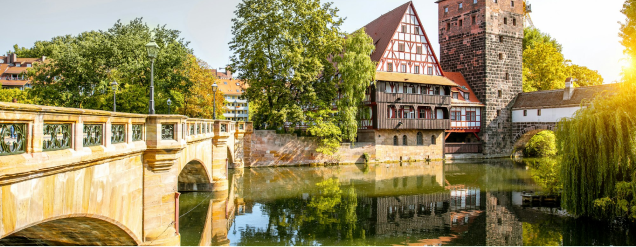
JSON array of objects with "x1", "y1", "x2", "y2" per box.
[
  {"x1": 178, "y1": 159, "x2": 212, "y2": 192},
  {"x1": 512, "y1": 128, "x2": 555, "y2": 156},
  {"x1": 0, "y1": 215, "x2": 140, "y2": 246}
]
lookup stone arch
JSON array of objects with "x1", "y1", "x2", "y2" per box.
[
  {"x1": 0, "y1": 215, "x2": 140, "y2": 246},
  {"x1": 178, "y1": 159, "x2": 212, "y2": 192},
  {"x1": 512, "y1": 123, "x2": 556, "y2": 143},
  {"x1": 226, "y1": 146, "x2": 234, "y2": 166},
  {"x1": 512, "y1": 128, "x2": 555, "y2": 156}
]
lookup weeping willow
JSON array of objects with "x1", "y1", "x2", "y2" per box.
[{"x1": 556, "y1": 80, "x2": 636, "y2": 220}]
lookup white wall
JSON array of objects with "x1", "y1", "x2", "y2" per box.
[{"x1": 512, "y1": 106, "x2": 581, "y2": 123}]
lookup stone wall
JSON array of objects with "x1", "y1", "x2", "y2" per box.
[
  {"x1": 247, "y1": 129, "x2": 445, "y2": 167},
  {"x1": 512, "y1": 122, "x2": 557, "y2": 142},
  {"x1": 439, "y1": 0, "x2": 524, "y2": 156}
]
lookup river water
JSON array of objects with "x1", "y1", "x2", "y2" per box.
[{"x1": 179, "y1": 159, "x2": 635, "y2": 246}]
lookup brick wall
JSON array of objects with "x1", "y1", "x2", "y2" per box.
[
  {"x1": 511, "y1": 122, "x2": 557, "y2": 142},
  {"x1": 247, "y1": 129, "x2": 445, "y2": 167}
]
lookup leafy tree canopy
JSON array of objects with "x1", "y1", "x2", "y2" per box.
[
  {"x1": 179, "y1": 54, "x2": 226, "y2": 119},
  {"x1": 15, "y1": 18, "x2": 193, "y2": 114},
  {"x1": 522, "y1": 27, "x2": 603, "y2": 92}
]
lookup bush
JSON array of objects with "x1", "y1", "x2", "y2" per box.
[{"x1": 524, "y1": 130, "x2": 557, "y2": 157}]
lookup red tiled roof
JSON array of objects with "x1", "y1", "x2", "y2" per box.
[
  {"x1": 362, "y1": 1, "x2": 411, "y2": 62},
  {"x1": 444, "y1": 71, "x2": 484, "y2": 107},
  {"x1": 4, "y1": 67, "x2": 28, "y2": 74},
  {"x1": 216, "y1": 78, "x2": 247, "y2": 96},
  {"x1": 512, "y1": 83, "x2": 620, "y2": 109},
  {"x1": 0, "y1": 80, "x2": 29, "y2": 86}
]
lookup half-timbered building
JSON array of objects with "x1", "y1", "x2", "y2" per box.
[{"x1": 357, "y1": 1, "x2": 463, "y2": 160}]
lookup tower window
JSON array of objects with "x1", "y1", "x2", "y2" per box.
[
  {"x1": 497, "y1": 110, "x2": 501, "y2": 116},
  {"x1": 474, "y1": 0, "x2": 478, "y2": 3},
  {"x1": 402, "y1": 25, "x2": 407, "y2": 33},
  {"x1": 499, "y1": 35, "x2": 504, "y2": 42},
  {"x1": 499, "y1": 53, "x2": 504, "y2": 60},
  {"x1": 511, "y1": 0, "x2": 514, "y2": 7},
  {"x1": 444, "y1": 6, "x2": 449, "y2": 13},
  {"x1": 459, "y1": 20, "x2": 463, "y2": 27},
  {"x1": 398, "y1": 43, "x2": 405, "y2": 52},
  {"x1": 498, "y1": 90, "x2": 502, "y2": 98},
  {"x1": 459, "y1": 2, "x2": 463, "y2": 9},
  {"x1": 472, "y1": 16, "x2": 476, "y2": 25},
  {"x1": 387, "y1": 63, "x2": 393, "y2": 72},
  {"x1": 504, "y1": 17, "x2": 508, "y2": 25},
  {"x1": 513, "y1": 18, "x2": 517, "y2": 26},
  {"x1": 506, "y1": 72, "x2": 510, "y2": 80},
  {"x1": 447, "y1": 22, "x2": 451, "y2": 31},
  {"x1": 494, "y1": 0, "x2": 498, "y2": 3}
]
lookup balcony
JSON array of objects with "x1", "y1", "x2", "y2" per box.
[
  {"x1": 376, "y1": 92, "x2": 451, "y2": 105},
  {"x1": 378, "y1": 118, "x2": 450, "y2": 130}
]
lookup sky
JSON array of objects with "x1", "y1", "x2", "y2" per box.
[{"x1": 1, "y1": 0, "x2": 627, "y2": 83}]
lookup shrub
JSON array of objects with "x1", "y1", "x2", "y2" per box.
[{"x1": 524, "y1": 130, "x2": 557, "y2": 157}]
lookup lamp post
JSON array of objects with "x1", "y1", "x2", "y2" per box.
[
  {"x1": 212, "y1": 82, "x2": 218, "y2": 119},
  {"x1": 111, "y1": 80, "x2": 118, "y2": 112},
  {"x1": 167, "y1": 98, "x2": 172, "y2": 115},
  {"x1": 146, "y1": 31, "x2": 160, "y2": 114}
]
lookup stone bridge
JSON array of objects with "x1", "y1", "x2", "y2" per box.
[
  {"x1": 511, "y1": 122, "x2": 557, "y2": 143},
  {"x1": 0, "y1": 102, "x2": 252, "y2": 246}
]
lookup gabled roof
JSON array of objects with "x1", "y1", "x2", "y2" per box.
[
  {"x1": 362, "y1": 1, "x2": 412, "y2": 62},
  {"x1": 4, "y1": 67, "x2": 28, "y2": 74},
  {"x1": 512, "y1": 83, "x2": 620, "y2": 109},
  {"x1": 376, "y1": 71, "x2": 457, "y2": 86},
  {"x1": 444, "y1": 72, "x2": 485, "y2": 107}
]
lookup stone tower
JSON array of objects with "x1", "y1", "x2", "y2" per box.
[{"x1": 437, "y1": 0, "x2": 523, "y2": 155}]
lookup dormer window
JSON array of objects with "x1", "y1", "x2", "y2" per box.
[
  {"x1": 15, "y1": 63, "x2": 21, "y2": 67},
  {"x1": 464, "y1": 92, "x2": 470, "y2": 100},
  {"x1": 27, "y1": 64, "x2": 32, "y2": 67},
  {"x1": 452, "y1": 92, "x2": 459, "y2": 99}
]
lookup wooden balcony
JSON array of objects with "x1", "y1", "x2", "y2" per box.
[
  {"x1": 376, "y1": 92, "x2": 451, "y2": 105},
  {"x1": 378, "y1": 118, "x2": 450, "y2": 130}
]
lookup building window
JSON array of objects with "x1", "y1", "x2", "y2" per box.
[
  {"x1": 403, "y1": 135, "x2": 408, "y2": 145},
  {"x1": 447, "y1": 22, "x2": 451, "y2": 31},
  {"x1": 499, "y1": 53, "x2": 504, "y2": 60},
  {"x1": 506, "y1": 72, "x2": 510, "y2": 80},
  {"x1": 388, "y1": 105, "x2": 397, "y2": 118},
  {"x1": 523, "y1": 110, "x2": 527, "y2": 116},
  {"x1": 402, "y1": 25, "x2": 407, "y2": 33},
  {"x1": 538, "y1": 109, "x2": 542, "y2": 116},
  {"x1": 497, "y1": 110, "x2": 501, "y2": 116},
  {"x1": 498, "y1": 90, "x2": 502, "y2": 98},
  {"x1": 428, "y1": 67, "x2": 433, "y2": 75},
  {"x1": 445, "y1": 6, "x2": 449, "y2": 13},
  {"x1": 387, "y1": 63, "x2": 393, "y2": 72},
  {"x1": 504, "y1": 17, "x2": 508, "y2": 25},
  {"x1": 511, "y1": 0, "x2": 514, "y2": 7},
  {"x1": 15, "y1": 64, "x2": 21, "y2": 67},
  {"x1": 464, "y1": 92, "x2": 470, "y2": 100},
  {"x1": 474, "y1": 0, "x2": 477, "y2": 3},
  {"x1": 452, "y1": 92, "x2": 459, "y2": 99},
  {"x1": 398, "y1": 43, "x2": 405, "y2": 52},
  {"x1": 27, "y1": 64, "x2": 32, "y2": 67},
  {"x1": 401, "y1": 64, "x2": 407, "y2": 73},
  {"x1": 459, "y1": 19, "x2": 463, "y2": 27},
  {"x1": 434, "y1": 87, "x2": 440, "y2": 95},
  {"x1": 513, "y1": 18, "x2": 517, "y2": 26},
  {"x1": 417, "y1": 132, "x2": 423, "y2": 145},
  {"x1": 416, "y1": 46, "x2": 422, "y2": 54},
  {"x1": 499, "y1": 35, "x2": 504, "y2": 42},
  {"x1": 414, "y1": 66, "x2": 420, "y2": 74},
  {"x1": 431, "y1": 135, "x2": 437, "y2": 145},
  {"x1": 459, "y1": 2, "x2": 463, "y2": 9},
  {"x1": 494, "y1": 0, "x2": 498, "y2": 3},
  {"x1": 472, "y1": 16, "x2": 476, "y2": 25},
  {"x1": 394, "y1": 136, "x2": 399, "y2": 146},
  {"x1": 467, "y1": 111, "x2": 477, "y2": 121},
  {"x1": 414, "y1": 27, "x2": 420, "y2": 35}
]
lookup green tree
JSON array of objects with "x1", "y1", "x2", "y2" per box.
[
  {"x1": 22, "y1": 18, "x2": 192, "y2": 114},
  {"x1": 179, "y1": 54, "x2": 225, "y2": 119},
  {"x1": 522, "y1": 27, "x2": 603, "y2": 92},
  {"x1": 524, "y1": 130, "x2": 557, "y2": 157},
  {"x1": 0, "y1": 89, "x2": 39, "y2": 104},
  {"x1": 334, "y1": 28, "x2": 376, "y2": 142},
  {"x1": 620, "y1": 0, "x2": 636, "y2": 80}
]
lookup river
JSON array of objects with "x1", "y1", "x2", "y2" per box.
[{"x1": 178, "y1": 159, "x2": 635, "y2": 246}]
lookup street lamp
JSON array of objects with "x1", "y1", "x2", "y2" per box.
[
  {"x1": 111, "y1": 80, "x2": 118, "y2": 112},
  {"x1": 212, "y1": 82, "x2": 218, "y2": 119},
  {"x1": 146, "y1": 31, "x2": 160, "y2": 114},
  {"x1": 167, "y1": 98, "x2": 172, "y2": 115}
]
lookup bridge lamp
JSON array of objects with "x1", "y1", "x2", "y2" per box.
[
  {"x1": 146, "y1": 31, "x2": 160, "y2": 115},
  {"x1": 212, "y1": 82, "x2": 218, "y2": 120},
  {"x1": 111, "y1": 80, "x2": 118, "y2": 112},
  {"x1": 167, "y1": 98, "x2": 172, "y2": 115}
]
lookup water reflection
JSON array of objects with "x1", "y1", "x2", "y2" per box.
[{"x1": 179, "y1": 160, "x2": 636, "y2": 246}]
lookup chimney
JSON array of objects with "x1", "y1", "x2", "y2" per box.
[
  {"x1": 10, "y1": 53, "x2": 17, "y2": 64},
  {"x1": 563, "y1": 77, "x2": 575, "y2": 100},
  {"x1": 225, "y1": 65, "x2": 232, "y2": 78}
]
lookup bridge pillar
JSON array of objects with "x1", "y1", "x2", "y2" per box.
[
  {"x1": 210, "y1": 120, "x2": 233, "y2": 192},
  {"x1": 142, "y1": 115, "x2": 188, "y2": 246}
]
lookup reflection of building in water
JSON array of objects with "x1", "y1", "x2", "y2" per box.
[{"x1": 486, "y1": 191, "x2": 523, "y2": 246}]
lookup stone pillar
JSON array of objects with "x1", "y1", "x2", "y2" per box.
[
  {"x1": 211, "y1": 120, "x2": 232, "y2": 191},
  {"x1": 210, "y1": 198, "x2": 230, "y2": 246},
  {"x1": 142, "y1": 115, "x2": 187, "y2": 246}
]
